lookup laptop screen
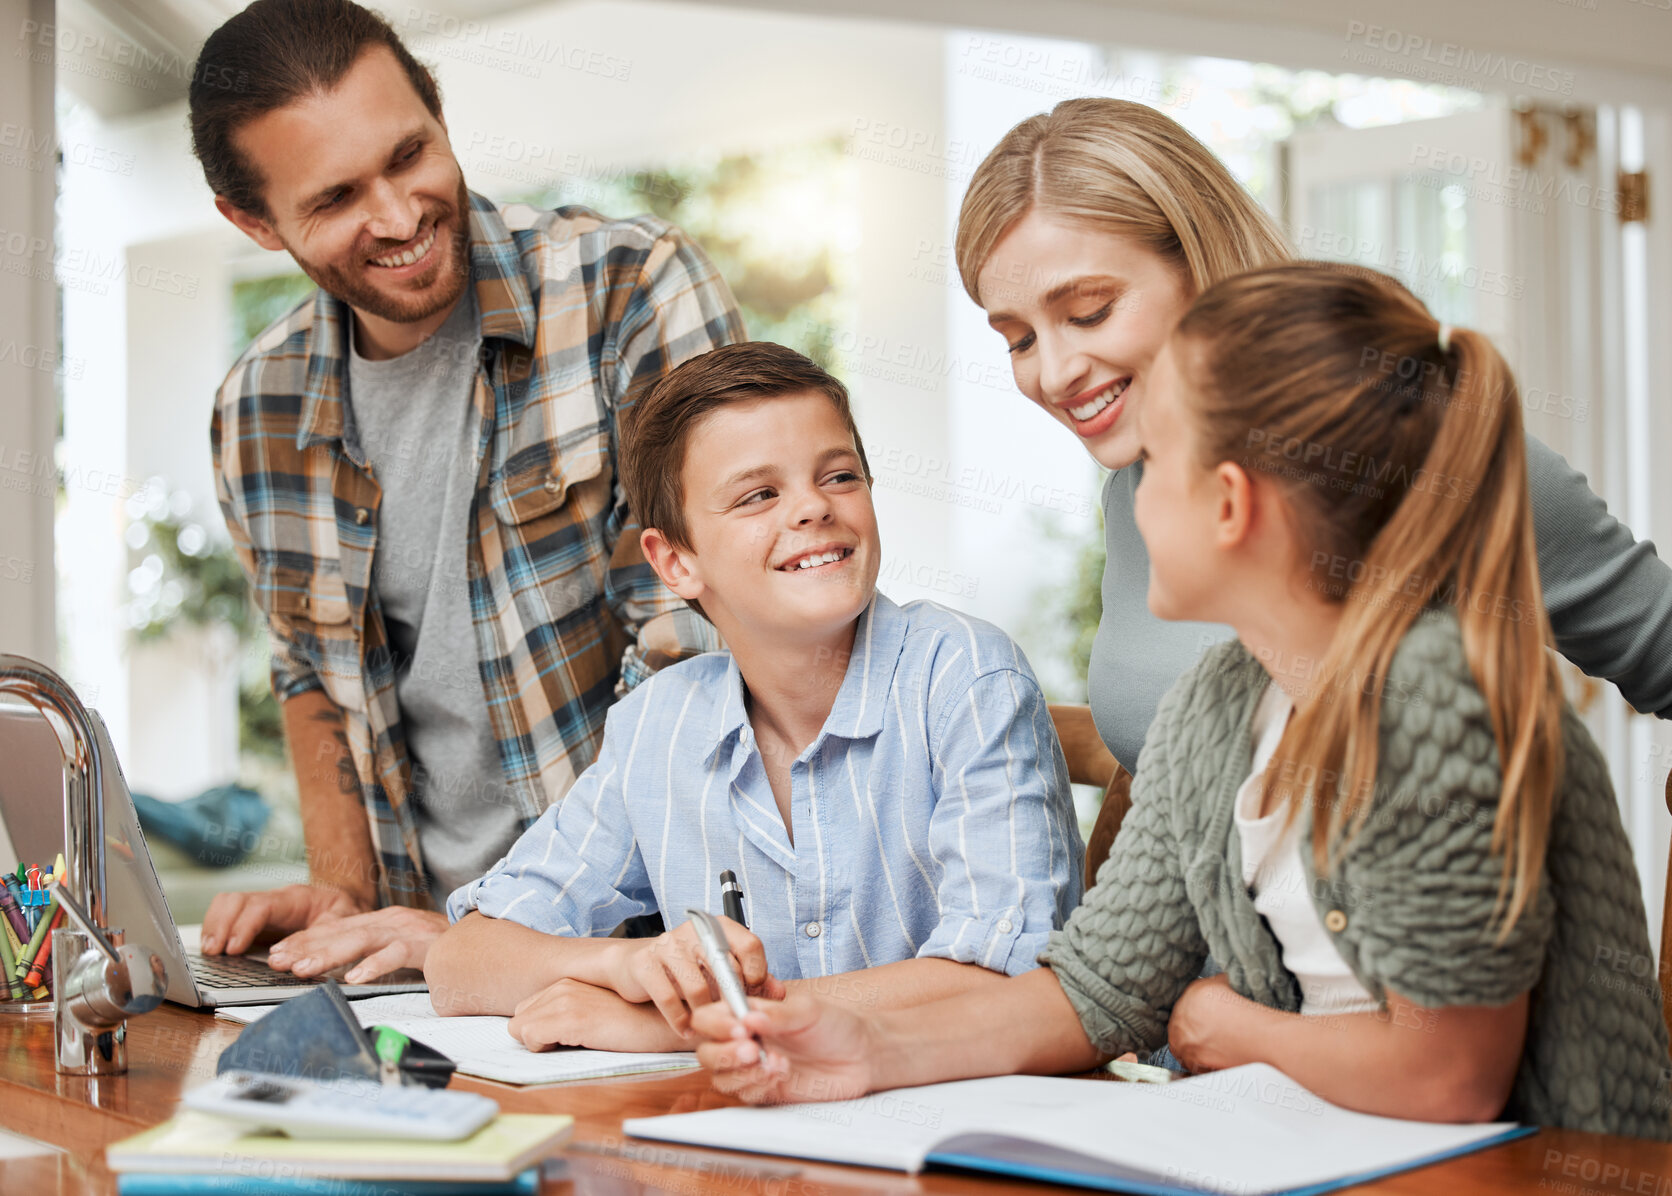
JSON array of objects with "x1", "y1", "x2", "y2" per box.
[{"x1": 0, "y1": 703, "x2": 194, "y2": 1003}]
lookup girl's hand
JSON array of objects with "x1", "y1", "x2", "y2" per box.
[
  {"x1": 691, "y1": 991, "x2": 881, "y2": 1105},
  {"x1": 1167, "y1": 973, "x2": 1248, "y2": 1073},
  {"x1": 610, "y1": 918, "x2": 782, "y2": 1036}
]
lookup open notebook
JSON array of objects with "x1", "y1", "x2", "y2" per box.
[
  {"x1": 624, "y1": 1064, "x2": 1532, "y2": 1195},
  {"x1": 221, "y1": 993, "x2": 698, "y2": 1086}
]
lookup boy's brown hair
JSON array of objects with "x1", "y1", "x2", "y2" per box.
[{"x1": 620, "y1": 342, "x2": 871, "y2": 552}]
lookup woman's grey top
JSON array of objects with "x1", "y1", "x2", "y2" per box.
[{"x1": 1089, "y1": 434, "x2": 1672, "y2": 774}]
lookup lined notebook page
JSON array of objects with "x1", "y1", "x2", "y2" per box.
[{"x1": 221, "y1": 994, "x2": 698, "y2": 1085}]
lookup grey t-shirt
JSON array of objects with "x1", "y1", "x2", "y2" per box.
[
  {"x1": 345, "y1": 293, "x2": 526, "y2": 901},
  {"x1": 1089, "y1": 434, "x2": 1672, "y2": 775}
]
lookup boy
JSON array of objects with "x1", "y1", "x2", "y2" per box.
[{"x1": 426, "y1": 342, "x2": 1082, "y2": 1051}]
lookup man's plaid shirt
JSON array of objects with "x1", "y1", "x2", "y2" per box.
[{"x1": 211, "y1": 192, "x2": 743, "y2": 909}]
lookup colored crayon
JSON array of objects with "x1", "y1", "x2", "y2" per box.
[
  {"x1": 0, "y1": 909, "x2": 19, "y2": 999},
  {"x1": 23, "y1": 904, "x2": 63, "y2": 988},
  {"x1": 15, "y1": 895, "x2": 54, "y2": 980},
  {"x1": 0, "y1": 879, "x2": 28, "y2": 945}
]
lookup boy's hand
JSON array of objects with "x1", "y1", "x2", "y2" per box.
[
  {"x1": 509, "y1": 979, "x2": 692, "y2": 1053},
  {"x1": 611, "y1": 917, "x2": 783, "y2": 1036}
]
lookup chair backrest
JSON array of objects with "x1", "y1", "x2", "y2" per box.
[
  {"x1": 1046, "y1": 704, "x2": 1131, "y2": 890},
  {"x1": 1048, "y1": 703, "x2": 1115, "y2": 788},
  {"x1": 1083, "y1": 764, "x2": 1132, "y2": 890},
  {"x1": 1661, "y1": 768, "x2": 1672, "y2": 1049}
]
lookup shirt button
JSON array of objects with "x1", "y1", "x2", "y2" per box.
[
  {"x1": 354, "y1": 507, "x2": 370, "y2": 525},
  {"x1": 543, "y1": 473, "x2": 562, "y2": 495},
  {"x1": 739, "y1": 725, "x2": 751, "y2": 744},
  {"x1": 1324, "y1": 909, "x2": 1348, "y2": 933},
  {"x1": 996, "y1": 918, "x2": 1014, "y2": 935},
  {"x1": 804, "y1": 921, "x2": 821, "y2": 938},
  {"x1": 297, "y1": 594, "x2": 310, "y2": 612}
]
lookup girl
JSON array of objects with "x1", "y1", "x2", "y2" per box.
[
  {"x1": 692, "y1": 264, "x2": 1672, "y2": 1139},
  {"x1": 958, "y1": 98, "x2": 1672, "y2": 778}
]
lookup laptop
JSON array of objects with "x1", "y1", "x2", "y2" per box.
[{"x1": 0, "y1": 702, "x2": 426, "y2": 1007}]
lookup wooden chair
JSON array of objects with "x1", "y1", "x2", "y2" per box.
[
  {"x1": 1660, "y1": 768, "x2": 1672, "y2": 1049},
  {"x1": 1047, "y1": 704, "x2": 1134, "y2": 890}
]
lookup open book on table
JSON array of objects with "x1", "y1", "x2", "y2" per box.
[{"x1": 623, "y1": 1063, "x2": 1533, "y2": 1195}]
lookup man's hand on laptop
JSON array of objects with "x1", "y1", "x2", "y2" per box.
[{"x1": 200, "y1": 884, "x2": 446, "y2": 982}]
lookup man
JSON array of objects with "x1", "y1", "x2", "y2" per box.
[{"x1": 193, "y1": 0, "x2": 742, "y2": 980}]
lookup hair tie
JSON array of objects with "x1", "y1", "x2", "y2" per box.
[{"x1": 1437, "y1": 324, "x2": 1453, "y2": 353}]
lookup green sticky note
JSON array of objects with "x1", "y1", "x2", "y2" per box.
[{"x1": 373, "y1": 1025, "x2": 410, "y2": 1068}]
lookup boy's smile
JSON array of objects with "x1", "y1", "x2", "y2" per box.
[{"x1": 663, "y1": 390, "x2": 880, "y2": 645}]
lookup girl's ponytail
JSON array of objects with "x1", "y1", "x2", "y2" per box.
[{"x1": 1176, "y1": 265, "x2": 1564, "y2": 929}]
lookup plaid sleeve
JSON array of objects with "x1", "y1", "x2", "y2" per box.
[
  {"x1": 603, "y1": 225, "x2": 743, "y2": 687},
  {"x1": 210, "y1": 381, "x2": 323, "y2": 704}
]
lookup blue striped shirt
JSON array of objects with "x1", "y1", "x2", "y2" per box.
[{"x1": 447, "y1": 591, "x2": 1084, "y2": 979}]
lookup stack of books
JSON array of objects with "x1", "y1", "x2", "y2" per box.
[{"x1": 106, "y1": 1110, "x2": 573, "y2": 1195}]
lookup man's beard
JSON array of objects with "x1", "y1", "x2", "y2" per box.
[{"x1": 288, "y1": 175, "x2": 472, "y2": 325}]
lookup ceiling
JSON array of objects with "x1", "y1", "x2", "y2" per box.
[{"x1": 59, "y1": 0, "x2": 1672, "y2": 119}]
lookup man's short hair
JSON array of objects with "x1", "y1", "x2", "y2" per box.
[
  {"x1": 620, "y1": 342, "x2": 871, "y2": 553},
  {"x1": 188, "y1": 0, "x2": 442, "y2": 219}
]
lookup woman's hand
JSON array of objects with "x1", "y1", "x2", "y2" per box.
[
  {"x1": 1166, "y1": 973, "x2": 1249, "y2": 1074},
  {"x1": 691, "y1": 990, "x2": 882, "y2": 1105},
  {"x1": 609, "y1": 917, "x2": 783, "y2": 1036},
  {"x1": 508, "y1": 978, "x2": 692, "y2": 1053}
]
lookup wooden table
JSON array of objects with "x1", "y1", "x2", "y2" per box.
[{"x1": 1, "y1": 1003, "x2": 1668, "y2": 1195}]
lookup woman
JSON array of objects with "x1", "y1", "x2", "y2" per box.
[{"x1": 958, "y1": 98, "x2": 1672, "y2": 775}]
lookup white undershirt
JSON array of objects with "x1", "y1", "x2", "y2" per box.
[{"x1": 1233, "y1": 683, "x2": 1379, "y2": 1017}]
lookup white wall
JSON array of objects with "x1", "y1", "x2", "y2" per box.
[
  {"x1": 418, "y1": 0, "x2": 958, "y2": 603},
  {"x1": 0, "y1": 0, "x2": 59, "y2": 669}
]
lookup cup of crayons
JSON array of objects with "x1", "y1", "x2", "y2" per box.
[{"x1": 0, "y1": 854, "x2": 68, "y2": 1013}]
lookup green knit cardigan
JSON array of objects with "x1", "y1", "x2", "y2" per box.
[{"x1": 1042, "y1": 608, "x2": 1672, "y2": 1139}]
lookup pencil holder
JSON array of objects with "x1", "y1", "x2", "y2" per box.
[{"x1": 0, "y1": 887, "x2": 57, "y2": 1014}]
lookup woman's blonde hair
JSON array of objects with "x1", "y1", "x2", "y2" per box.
[
  {"x1": 955, "y1": 97, "x2": 1292, "y2": 304},
  {"x1": 1177, "y1": 262, "x2": 1564, "y2": 933}
]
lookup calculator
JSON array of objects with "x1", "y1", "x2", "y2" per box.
[{"x1": 185, "y1": 1070, "x2": 500, "y2": 1141}]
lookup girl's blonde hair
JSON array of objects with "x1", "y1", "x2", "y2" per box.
[
  {"x1": 955, "y1": 97, "x2": 1292, "y2": 304},
  {"x1": 1176, "y1": 263, "x2": 1564, "y2": 932}
]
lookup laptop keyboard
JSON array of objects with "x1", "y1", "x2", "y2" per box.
[{"x1": 188, "y1": 952, "x2": 315, "y2": 989}]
